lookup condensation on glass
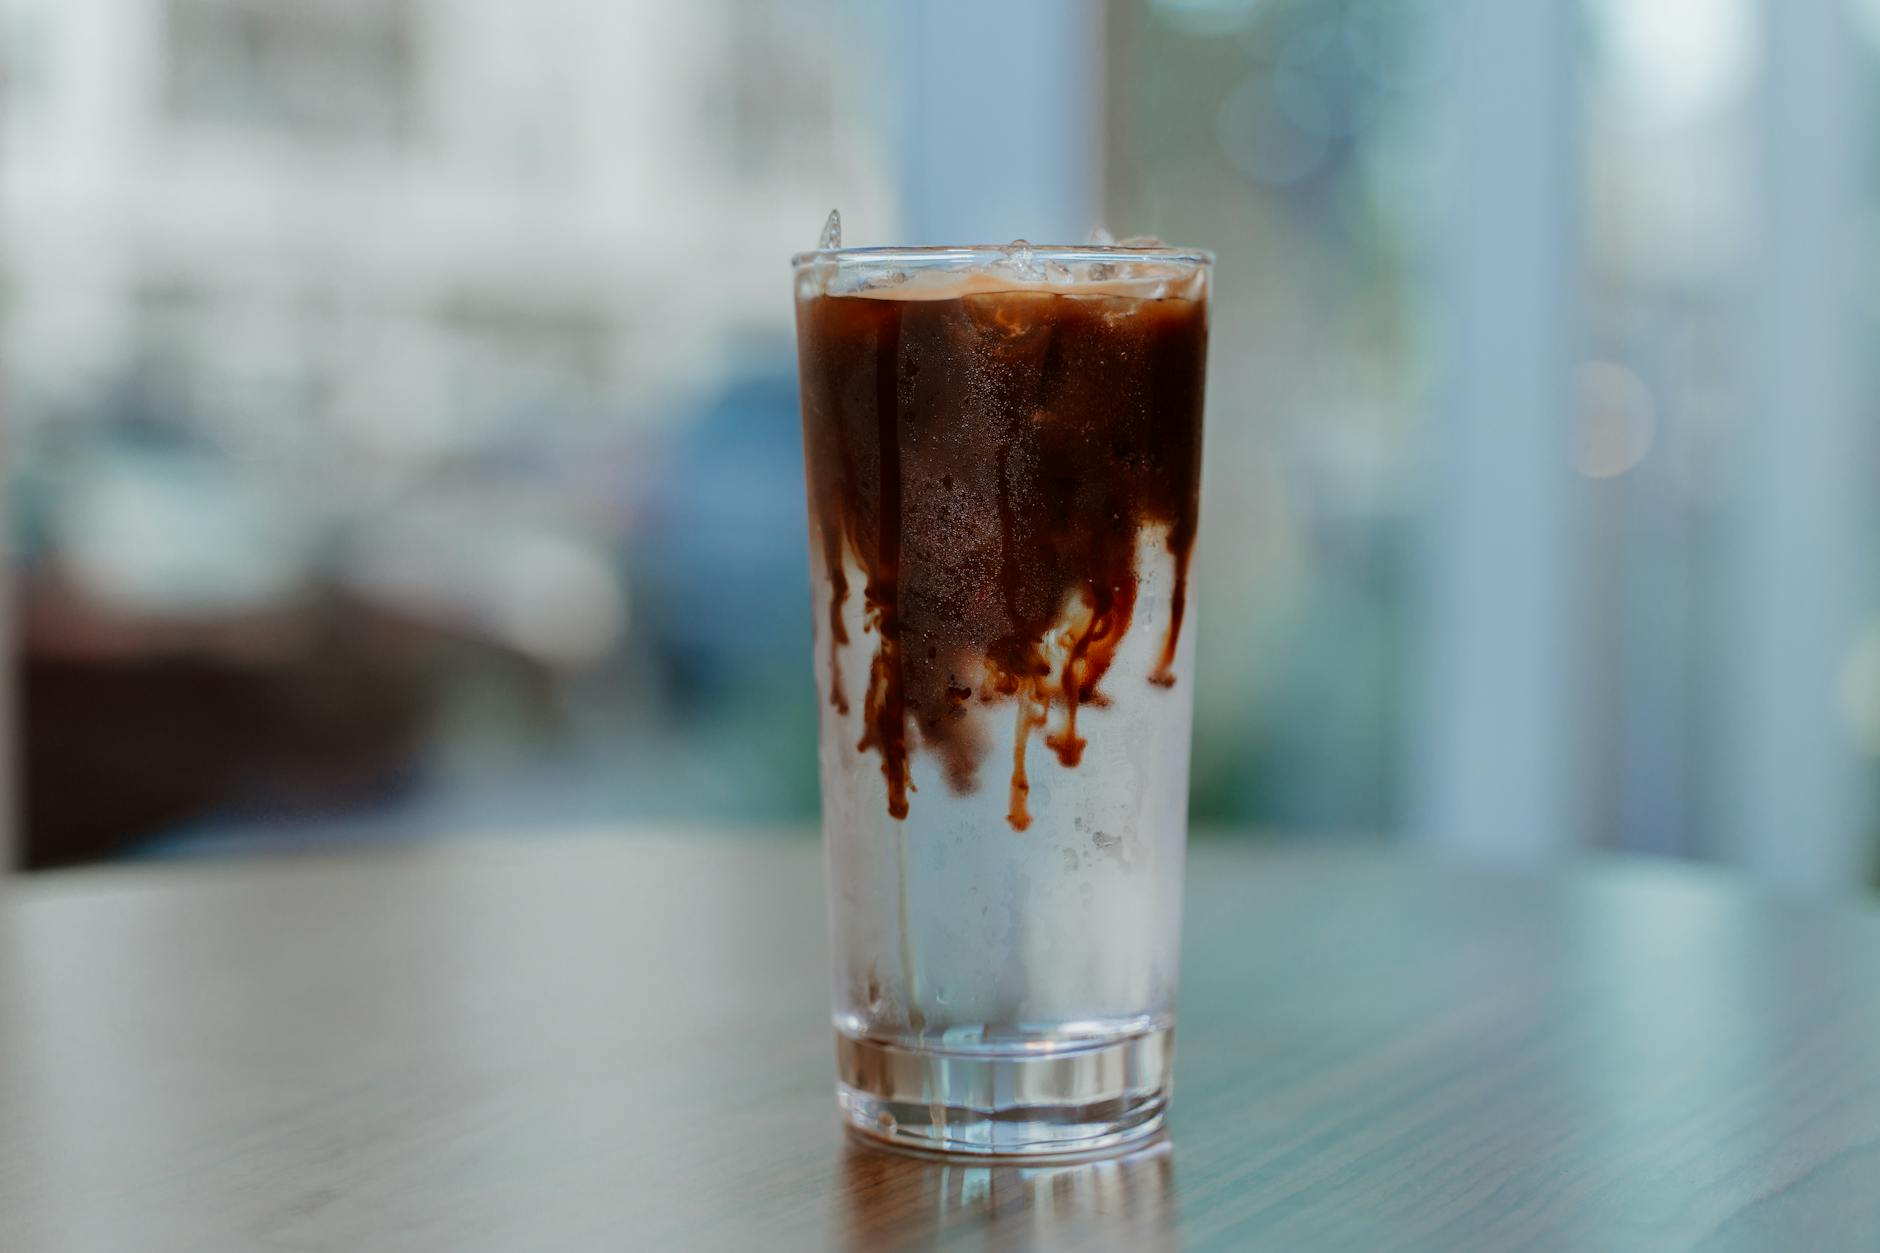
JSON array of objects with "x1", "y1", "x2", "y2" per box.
[{"x1": 794, "y1": 240, "x2": 1211, "y2": 1157}]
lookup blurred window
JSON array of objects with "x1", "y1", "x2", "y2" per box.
[
  {"x1": 164, "y1": 0, "x2": 417, "y2": 143},
  {"x1": 1108, "y1": 0, "x2": 1437, "y2": 829},
  {"x1": 3, "y1": 0, "x2": 1873, "y2": 886},
  {"x1": 2, "y1": 0, "x2": 890, "y2": 865}
]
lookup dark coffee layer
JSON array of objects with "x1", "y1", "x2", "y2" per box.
[{"x1": 796, "y1": 283, "x2": 1207, "y2": 828}]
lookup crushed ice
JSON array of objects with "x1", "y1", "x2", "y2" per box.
[{"x1": 818, "y1": 208, "x2": 841, "y2": 250}]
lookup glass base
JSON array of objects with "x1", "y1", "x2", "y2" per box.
[{"x1": 834, "y1": 1025, "x2": 1172, "y2": 1159}]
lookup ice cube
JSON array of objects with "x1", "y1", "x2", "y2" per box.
[
  {"x1": 1001, "y1": 238, "x2": 1042, "y2": 280},
  {"x1": 858, "y1": 268, "x2": 910, "y2": 291},
  {"x1": 819, "y1": 209, "x2": 841, "y2": 250},
  {"x1": 1086, "y1": 225, "x2": 1116, "y2": 246},
  {"x1": 966, "y1": 290, "x2": 1057, "y2": 346}
]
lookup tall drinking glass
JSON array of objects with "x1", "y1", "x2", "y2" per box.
[{"x1": 793, "y1": 241, "x2": 1210, "y2": 1157}]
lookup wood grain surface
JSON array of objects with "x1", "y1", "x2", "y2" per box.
[{"x1": 2, "y1": 831, "x2": 1878, "y2": 1251}]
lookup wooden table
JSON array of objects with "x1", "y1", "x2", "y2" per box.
[{"x1": 2, "y1": 832, "x2": 1877, "y2": 1251}]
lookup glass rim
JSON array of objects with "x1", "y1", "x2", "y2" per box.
[{"x1": 790, "y1": 244, "x2": 1214, "y2": 269}]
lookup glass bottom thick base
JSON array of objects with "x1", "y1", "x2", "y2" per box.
[{"x1": 834, "y1": 1024, "x2": 1172, "y2": 1160}]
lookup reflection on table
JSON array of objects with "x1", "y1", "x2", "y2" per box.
[{"x1": 837, "y1": 1134, "x2": 1176, "y2": 1252}]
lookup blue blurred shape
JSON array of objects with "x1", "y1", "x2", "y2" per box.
[{"x1": 629, "y1": 363, "x2": 812, "y2": 705}]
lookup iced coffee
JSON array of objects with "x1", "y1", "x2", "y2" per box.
[{"x1": 794, "y1": 236, "x2": 1210, "y2": 1157}]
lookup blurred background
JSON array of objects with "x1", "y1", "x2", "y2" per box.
[{"x1": 1, "y1": 0, "x2": 1874, "y2": 889}]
